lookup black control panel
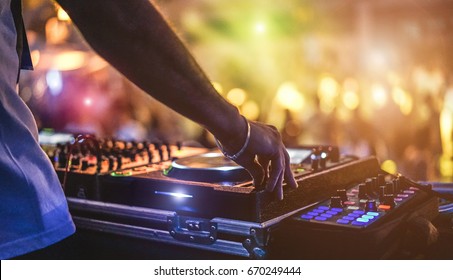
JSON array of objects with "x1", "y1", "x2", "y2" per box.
[{"x1": 294, "y1": 174, "x2": 421, "y2": 229}]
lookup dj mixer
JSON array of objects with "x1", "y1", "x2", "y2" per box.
[{"x1": 40, "y1": 132, "x2": 441, "y2": 259}]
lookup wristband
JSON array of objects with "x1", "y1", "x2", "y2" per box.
[{"x1": 215, "y1": 116, "x2": 251, "y2": 161}]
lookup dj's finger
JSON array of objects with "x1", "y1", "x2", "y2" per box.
[
  {"x1": 257, "y1": 156, "x2": 269, "y2": 179},
  {"x1": 266, "y1": 155, "x2": 284, "y2": 193},
  {"x1": 275, "y1": 170, "x2": 284, "y2": 200},
  {"x1": 284, "y1": 151, "x2": 298, "y2": 189},
  {"x1": 237, "y1": 155, "x2": 264, "y2": 187}
]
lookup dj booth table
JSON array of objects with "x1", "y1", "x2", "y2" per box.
[{"x1": 38, "y1": 135, "x2": 453, "y2": 259}]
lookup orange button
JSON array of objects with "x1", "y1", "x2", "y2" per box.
[{"x1": 378, "y1": 204, "x2": 391, "y2": 210}]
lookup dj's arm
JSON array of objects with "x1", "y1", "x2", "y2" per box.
[{"x1": 55, "y1": 0, "x2": 297, "y2": 199}]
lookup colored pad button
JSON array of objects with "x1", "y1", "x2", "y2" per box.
[
  {"x1": 378, "y1": 204, "x2": 391, "y2": 210},
  {"x1": 318, "y1": 206, "x2": 330, "y2": 210},
  {"x1": 404, "y1": 190, "x2": 415, "y2": 194},
  {"x1": 366, "y1": 212, "x2": 379, "y2": 216},
  {"x1": 347, "y1": 206, "x2": 360, "y2": 210},
  {"x1": 331, "y1": 207, "x2": 343, "y2": 212},
  {"x1": 353, "y1": 210, "x2": 365, "y2": 215},
  {"x1": 313, "y1": 209, "x2": 325, "y2": 213},
  {"x1": 397, "y1": 194, "x2": 409, "y2": 198},
  {"x1": 336, "y1": 219, "x2": 350, "y2": 224},
  {"x1": 348, "y1": 213, "x2": 361, "y2": 218},
  {"x1": 301, "y1": 215, "x2": 314, "y2": 220},
  {"x1": 342, "y1": 216, "x2": 355, "y2": 221},
  {"x1": 314, "y1": 216, "x2": 327, "y2": 221},
  {"x1": 394, "y1": 198, "x2": 403, "y2": 202},
  {"x1": 320, "y1": 213, "x2": 333, "y2": 218},
  {"x1": 361, "y1": 215, "x2": 375, "y2": 220},
  {"x1": 307, "y1": 211, "x2": 320, "y2": 216},
  {"x1": 343, "y1": 201, "x2": 356, "y2": 206},
  {"x1": 326, "y1": 210, "x2": 339, "y2": 215},
  {"x1": 356, "y1": 218, "x2": 370, "y2": 223}
]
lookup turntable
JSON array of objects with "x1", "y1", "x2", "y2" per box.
[{"x1": 164, "y1": 152, "x2": 251, "y2": 184}]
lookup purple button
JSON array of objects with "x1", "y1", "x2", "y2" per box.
[
  {"x1": 353, "y1": 210, "x2": 365, "y2": 215},
  {"x1": 307, "y1": 211, "x2": 319, "y2": 216},
  {"x1": 336, "y1": 219, "x2": 350, "y2": 224},
  {"x1": 331, "y1": 207, "x2": 343, "y2": 212},
  {"x1": 348, "y1": 213, "x2": 360, "y2": 218},
  {"x1": 342, "y1": 216, "x2": 355, "y2": 221},
  {"x1": 326, "y1": 210, "x2": 339, "y2": 215},
  {"x1": 313, "y1": 209, "x2": 325, "y2": 213},
  {"x1": 318, "y1": 206, "x2": 330, "y2": 210},
  {"x1": 301, "y1": 215, "x2": 314, "y2": 220},
  {"x1": 321, "y1": 213, "x2": 333, "y2": 218},
  {"x1": 315, "y1": 216, "x2": 327, "y2": 221}
]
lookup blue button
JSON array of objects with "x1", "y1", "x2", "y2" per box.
[
  {"x1": 331, "y1": 207, "x2": 343, "y2": 212},
  {"x1": 342, "y1": 216, "x2": 355, "y2": 220},
  {"x1": 366, "y1": 212, "x2": 379, "y2": 216},
  {"x1": 320, "y1": 213, "x2": 332, "y2": 218},
  {"x1": 352, "y1": 221, "x2": 367, "y2": 226},
  {"x1": 326, "y1": 210, "x2": 339, "y2": 215},
  {"x1": 353, "y1": 210, "x2": 365, "y2": 215},
  {"x1": 314, "y1": 216, "x2": 327, "y2": 221},
  {"x1": 301, "y1": 215, "x2": 314, "y2": 220},
  {"x1": 307, "y1": 211, "x2": 319, "y2": 216},
  {"x1": 356, "y1": 218, "x2": 370, "y2": 223},
  {"x1": 362, "y1": 215, "x2": 375, "y2": 220},
  {"x1": 336, "y1": 219, "x2": 350, "y2": 224},
  {"x1": 318, "y1": 206, "x2": 330, "y2": 210},
  {"x1": 348, "y1": 213, "x2": 360, "y2": 218},
  {"x1": 313, "y1": 209, "x2": 325, "y2": 213}
]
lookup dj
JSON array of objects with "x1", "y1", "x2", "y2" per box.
[{"x1": 0, "y1": 0, "x2": 297, "y2": 259}]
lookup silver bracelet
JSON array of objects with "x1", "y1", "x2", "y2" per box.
[{"x1": 215, "y1": 116, "x2": 251, "y2": 161}]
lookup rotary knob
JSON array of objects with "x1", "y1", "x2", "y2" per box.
[
  {"x1": 330, "y1": 196, "x2": 343, "y2": 208},
  {"x1": 365, "y1": 199, "x2": 377, "y2": 212}
]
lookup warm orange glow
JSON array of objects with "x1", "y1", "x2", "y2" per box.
[
  {"x1": 371, "y1": 83, "x2": 388, "y2": 109},
  {"x1": 241, "y1": 100, "x2": 260, "y2": 120},
  {"x1": 392, "y1": 86, "x2": 413, "y2": 115},
  {"x1": 45, "y1": 17, "x2": 69, "y2": 44},
  {"x1": 227, "y1": 88, "x2": 247, "y2": 107},
  {"x1": 52, "y1": 51, "x2": 87, "y2": 71},
  {"x1": 57, "y1": 7, "x2": 70, "y2": 22},
  {"x1": 276, "y1": 82, "x2": 305, "y2": 112}
]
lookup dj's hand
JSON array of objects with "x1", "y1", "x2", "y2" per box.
[{"x1": 220, "y1": 120, "x2": 298, "y2": 200}]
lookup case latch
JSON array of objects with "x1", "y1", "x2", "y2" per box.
[{"x1": 168, "y1": 215, "x2": 217, "y2": 244}]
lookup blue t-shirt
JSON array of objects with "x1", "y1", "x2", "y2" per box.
[{"x1": 0, "y1": 0, "x2": 75, "y2": 259}]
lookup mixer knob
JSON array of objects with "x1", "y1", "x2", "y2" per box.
[
  {"x1": 330, "y1": 196, "x2": 343, "y2": 208},
  {"x1": 385, "y1": 182, "x2": 394, "y2": 195},
  {"x1": 393, "y1": 178, "x2": 401, "y2": 194},
  {"x1": 363, "y1": 178, "x2": 372, "y2": 195},
  {"x1": 319, "y1": 152, "x2": 327, "y2": 169},
  {"x1": 358, "y1": 183, "x2": 367, "y2": 198},
  {"x1": 337, "y1": 189, "x2": 348, "y2": 202},
  {"x1": 117, "y1": 155, "x2": 123, "y2": 169},
  {"x1": 377, "y1": 174, "x2": 385, "y2": 187},
  {"x1": 310, "y1": 154, "x2": 319, "y2": 171},
  {"x1": 81, "y1": 159, "x2": 89, "y2": 171},
  {"x1": 328, "y1": 146, "x2": 340, "y2": 162},
  {"x1": 379, "y1": 185, "x2": 386, "y2": 200},
  {"x1": 71, "y1": 155, "x2": 81, "y2": 166},
  {"x1": 383, "y1": 194, "x2": 395, "y2": 208},
  {"x1": 108, "y1": 156, "x2": 115, "y2": 170},
  {"x1": 365, "y1": 199, "x2": 377, "y2": 212}
]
